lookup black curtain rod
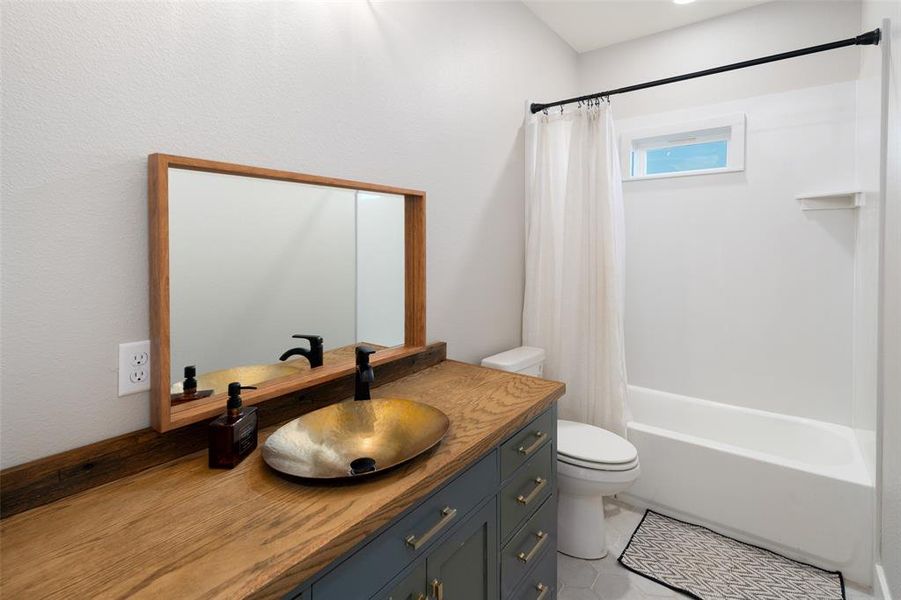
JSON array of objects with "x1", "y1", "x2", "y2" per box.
[{"x1": 530, "y1": 28, "x2": 881, "y2": 114}]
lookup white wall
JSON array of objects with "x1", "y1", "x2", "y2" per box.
[
  {"x1": 619, "y1": 82, "x2": 859, "y2": 425},
  {"x1": 356, "y1": 192, "x2": 405, "y2": 348},
  {"x1": 168, "y1": 170, "x2": 358, "y2": 381},
  {"x1": 0, "y1": 1, "x2": 577, "y2": 467}
]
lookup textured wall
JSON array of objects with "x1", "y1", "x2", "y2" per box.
[{"x1": 0, "y1": 1, "x2": 577, "y2": 467}]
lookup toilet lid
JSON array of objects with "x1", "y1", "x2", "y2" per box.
[{"x1": 557, "y1": 419, "x2": 638, "y2": 465}]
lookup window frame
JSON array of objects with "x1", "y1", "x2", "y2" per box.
[{"x1": 621, "y1": 113, "x2": 746, "y2": 181}]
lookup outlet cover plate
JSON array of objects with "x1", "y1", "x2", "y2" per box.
[{"x1": 119, "y1": 340, "x2": 151, "y2": 396}]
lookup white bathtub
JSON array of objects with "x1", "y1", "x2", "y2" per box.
[{"x1": 622, "y1": 385, "x2": 875, "y2": 585}]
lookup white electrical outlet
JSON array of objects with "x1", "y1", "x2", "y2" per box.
[{"x1": 119, "y1": 340, "x2": 151, "y2": 396}]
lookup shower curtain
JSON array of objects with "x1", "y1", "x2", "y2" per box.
[{"x1": 523, "y1": 101, "x2": 628, "y2": 436}]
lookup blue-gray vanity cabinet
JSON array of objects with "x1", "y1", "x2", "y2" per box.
[
  {"x1": 509, "y1": 545, "x2": 556, "y2": 600},
  {"x1": 425, "y1": 498, "x2": 498, "y2": 600},
  {"x1": 296, "y1": 406, "x2": 557, "y2": 600},
  {"x1": 311, "y1": 451, "x2": 497, "y2": 599},
  {"x1": 500, "y1": 442, "x2": 554, "y2": 543},
  {"x1": 374, "y1": 499, "x2": 499, "y2": 600},
  {"x1": 379, "y1": 562, "x2": 427, "y2": 600},
  {"x1": 500, "y1": 495, "x2": 556, "y2": 597},
  {"x1": 500, "y1": 410, "x2": 554, "y2": 481}
]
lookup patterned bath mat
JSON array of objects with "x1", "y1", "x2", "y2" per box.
[{"x1": 618, "y1": 510, "x2": 845, "y2": 600}]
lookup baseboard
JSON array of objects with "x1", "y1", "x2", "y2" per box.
[{"x1": 875, "y1": 564, "x2": 893, "y2": 600}]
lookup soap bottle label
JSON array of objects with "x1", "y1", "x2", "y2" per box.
[{"x1": 236, "y1": 412, "x2": 258, "y2": 455}]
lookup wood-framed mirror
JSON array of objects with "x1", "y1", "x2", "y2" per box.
[{"x1": 148, "y1": 154, "x2": 425, "y2": 432}]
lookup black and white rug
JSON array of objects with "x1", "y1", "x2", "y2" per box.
[{"x1": 618, "y1": 510, "x2": 845, "y2": 600}]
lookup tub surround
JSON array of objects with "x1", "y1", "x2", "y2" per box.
[{"x1": 0, "y1": 359, "x2": 564, "y2": 599}]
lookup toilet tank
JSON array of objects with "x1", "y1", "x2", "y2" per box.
[{"x1": 481, "y1": 346, "x2": 545, "y2": 377}]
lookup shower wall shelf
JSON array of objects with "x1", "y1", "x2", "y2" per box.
[{"x1": 796, "y1": 191, "x2": 863, "y2": 211}]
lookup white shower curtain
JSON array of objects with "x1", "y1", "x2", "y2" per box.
[{"x1": 523, "y1": 101, "x2": 628, "y2": 436}]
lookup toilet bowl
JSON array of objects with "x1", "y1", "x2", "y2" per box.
[
  {"x1": 480, "y1": 347, "x2": 641, "y2": 561},
  {"x1": 556, "y1": 419, "x2": 640, "y2": 559}
]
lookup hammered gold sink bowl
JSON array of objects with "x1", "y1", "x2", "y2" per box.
[
  {"x1": 170, "y1": 363, "x2": 306, "y2": 396},
  {"x1": 262, "y1": 398, "x2": 450, "y2": 479}
]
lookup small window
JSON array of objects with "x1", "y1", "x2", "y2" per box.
[
  {"x1": 646, "y1": 140, "x2": 728, "y2": 174},
  {"x1": 622, "y1": 114, "x2": 745, "y2": 181}
]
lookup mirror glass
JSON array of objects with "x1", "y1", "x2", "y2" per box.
[{"x1": 167, "y1": 168, "x2": 405, "y2": 397}]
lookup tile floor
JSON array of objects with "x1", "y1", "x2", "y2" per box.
[{"x1": 556, "y1": 499, "x2": 876, "y2": 600}]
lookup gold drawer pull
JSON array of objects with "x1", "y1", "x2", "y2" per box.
[
  {"x1": 432, "y1": 579, "x2": 444, "y2": 600},
  {"x1": 517, "y1": 431, "x2": 546, "y2": 456},
  {"x1": 535, "y1": 582, "x2": 550, "y2": 600},
  {"x1": 405, "y1": 506, "x2": 457, "y2": 550},
  {"x1": 517, "y1": 530, "x2": 548, "y2": 563},
  {"x1": 516, "y1": 477, "x2": 547, "y2": 505}
]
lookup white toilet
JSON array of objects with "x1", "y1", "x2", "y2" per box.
[{"x1": 482, "y1": 346, "x2": 640, "y2": 560}]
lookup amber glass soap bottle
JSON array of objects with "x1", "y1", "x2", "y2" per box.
[{"x1": 208, "y1": 382, "x2": 258, "y2": 469}]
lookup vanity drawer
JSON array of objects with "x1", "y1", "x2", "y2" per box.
[
  {"x1": 501, "y1": 409, "x2": 554, "y2": 482},
  {"x1": 312, "y1": 451, "x2": 498, "y2": 600},
  {"x1": 374, "y1": 561, "x2": 426, "y2": 600},
  {"x1": 509, "y1": 547, "x2": 556, "y2": 600},
  {"x1": 501, "y1": 495, "x2": 556, "y2": 597},
  {"x1": 500, "y1": 441, "x2": 554, "y2": 542}
]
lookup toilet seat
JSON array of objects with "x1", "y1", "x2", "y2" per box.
[
  {"x1": 557, "y1": 455, "x2": 641, "y2": 486},
  {"x1": 558, "y1": 454, "x2": 639, "y2": 472},
  {"x1": 557, "y1": 419, "x2": 639, "y2": 472}
]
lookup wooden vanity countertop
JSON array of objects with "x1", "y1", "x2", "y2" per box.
[{"x1": 0, "y1": 360, "x2": 564, "y2": 600}]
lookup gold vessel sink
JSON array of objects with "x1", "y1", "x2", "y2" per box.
[
  {"x1": 262, "y1": 398, "x2": 450, "y2": 479},
  {"x1": 170, "y1": 363, "x2": 306, "y2": 396}
]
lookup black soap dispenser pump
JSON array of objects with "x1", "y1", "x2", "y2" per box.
[
  {"x1": 208, "y1": 382, "x2": 259, "y2": 469},
  {"x1": 183, "y1": 365, "x2": 198, "y2": 396},
  {"x1": 171, "y1": 365, "x2": 214, "y2": 405}
]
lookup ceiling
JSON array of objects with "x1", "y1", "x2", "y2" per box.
[{"x1": 523, "y1": 0, "x2": 773, "y2": 53}]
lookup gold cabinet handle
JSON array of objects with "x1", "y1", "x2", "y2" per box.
[
  {"x1": 516, "y1": 477, "x2": 547, "y2": 505},
  {"x1": 517, "y1": 530, "x2": 548, "y2": 563},
  {"x1": 405, "y1": 507, "x2": 457, "y2": 550},
  {"x1": 535, "y1": 582, "x2": 550, "y2": 600},
  {"x1": 517, "y1": 431, "x2": 546, "y2": 456},
  {"x1": 431, "y1": 579, "x2": 444, "y2": 600}
]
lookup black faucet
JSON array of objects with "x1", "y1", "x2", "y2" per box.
[
  {"x1": 355, "y1": 345, "x2": 376, "y2": 400},
  {"x1": 279, "y1": 335, "x2": 324, "y2": 367}
]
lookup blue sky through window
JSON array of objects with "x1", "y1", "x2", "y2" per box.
[{"x1": 646, "y1": 140, "x2": 728, "y2": 175}]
